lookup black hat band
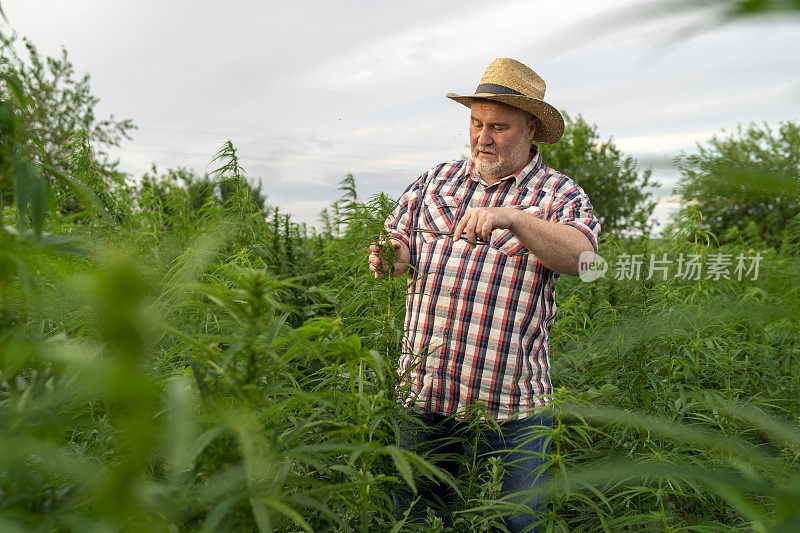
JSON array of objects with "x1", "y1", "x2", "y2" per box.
[{"x1": 475, "y1": 83, "x2": 524, "y2": 96}]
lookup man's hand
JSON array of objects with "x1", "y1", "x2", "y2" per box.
[
  {"x1": 368, "y1": 237, "x2": 411, "y2": 279},
  {"x1": 453, "y1": 205, "x2": 595, "y2": 274},
  {"x1": 452, "y1": 207, "x2": 517, "y2": 249}
]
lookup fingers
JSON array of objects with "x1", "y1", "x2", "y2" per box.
[
  {"x1": 369, "y1": 237, "x2": 408, "y2": 279},
  {"x1": 371, "y1": 238, "x2": 404, "y2": 254},
  {"x1": 368, "y1": 252, "x2": 385, "y2": 278},
  {"x1": 480, "y1": 216, "x2": 494, "y2": 241},
  {"x1": 464, "y1": 213, "x2": 479, "y2": 249},
  {"x1": 452, "y1": 214, "x2": 468, "y2": 245},
  {"x1": 455, "y1": 210, "x2": 481, "y2": 249},
  {"x1": 454, "y1": 212, "x2": 481, "y2": 248},
  {"x1": 454, "y1": 208, "x2": 500, "y2": 249},
  {"x1": 368, "y1": 243, "x2": 387, "y2": 279},
  {"x1": 394, "y1": 261, "x2": 409, "y2": 276},
  {"x1": 369, "y1": 250, "x2": 410, "y2": 278},
  {"x1": 368, "y1": 252, "x2": 384, "y2": 268}
]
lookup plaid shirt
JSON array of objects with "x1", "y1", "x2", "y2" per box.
[{"x1": 386, "y1": 148, "x2": 601, "y2": 420}]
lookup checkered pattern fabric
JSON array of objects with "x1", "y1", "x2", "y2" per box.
[{"x1": 386, "y1": 148, "x2": 601, "y2": 420}]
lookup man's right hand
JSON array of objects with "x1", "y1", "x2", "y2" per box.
[{"x1": 368, "y1": 238, "x2": 411, "y2": 279}]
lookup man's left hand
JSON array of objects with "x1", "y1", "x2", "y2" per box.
[{"x1": 453, "y1": 207, "x2": 518, "y2": 249}]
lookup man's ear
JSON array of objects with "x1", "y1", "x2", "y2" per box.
[{"x1": 528, "y1": 115, "x2": 539, "y2": 141}]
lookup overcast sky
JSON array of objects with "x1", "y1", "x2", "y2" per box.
[{"x1": 3, "y1": 1, "x2": 799, "y2": 228}]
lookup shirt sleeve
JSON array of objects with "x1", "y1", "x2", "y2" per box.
[
  {"x1": 546, "y1": 176, "x2": 602, "y2": 252},
  {"x1": 384, "y1": 173, "x2": 426, "y2": 251}
]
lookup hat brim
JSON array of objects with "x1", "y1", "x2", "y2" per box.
[{"x1": 446, "y1": 92, "x2": 565, "y2": 144}]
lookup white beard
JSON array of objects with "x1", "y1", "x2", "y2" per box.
[
  {"x1": 471, "y1": 157, "x2": 510, "y2": 178},
  {"x1": 470, "y1": 148, "x2": 515, "y2": 179},
  {"x1": 470, "y1": 137, "x2": 532, "y2": 180}
]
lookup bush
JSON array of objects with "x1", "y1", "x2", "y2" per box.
[
  {"x1": 539, "y1": 112, "x2": 657, "y2": 235},
  {"x1": 675, "y1": 121, "x2": 800, "y2": 248}
]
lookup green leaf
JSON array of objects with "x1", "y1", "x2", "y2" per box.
[
  {"x1": 250, "y1": 498, "x2": 273, "y2": 532},
  {"x1": 385, "y1": 444, "x2": 416, "y2": 494},
  {"x1": 0, "y1": 73, "x2": 29, "y2": 110},
  {"x1": 40, "y1": 162, "x2": 109, "y2": 220},
  {"x1": 260, "y1": 497, "x2": 314, "y2": 532},
  {"x1": 13, "y1": 158, "x2": 48, "y2": 235},
  {"x1": 200, "y1": 495, "x2": 242, "y2": 533}
]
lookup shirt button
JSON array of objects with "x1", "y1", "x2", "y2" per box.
[{"x1": 450, "y1": 289, "x2": 457, "y2": 296}]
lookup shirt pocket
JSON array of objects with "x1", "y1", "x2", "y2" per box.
[{"x1": 418, "y1": 194, "x2": 461, "y2": 244}]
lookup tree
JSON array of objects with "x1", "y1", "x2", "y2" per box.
[
  {"x1": 0, "y1": 33, "x2": 136, "y2": 213},
  {"x1": 674, "y1": 121, "x2": 800, "y2": 247},
  {"x1": 0, "y1": 70, "x2": 47, "y2": 234},
  {"x1": 538, "y1": 112, "x2": 657, "y2": 236}
]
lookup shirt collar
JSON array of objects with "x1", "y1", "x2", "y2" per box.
[{"x1": 465, "y1": 146, "x2": 543, "y2": 190}]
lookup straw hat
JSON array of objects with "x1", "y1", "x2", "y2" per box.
[{"x1": 446, "y1": 58, "x2": 565, "y2": 144}]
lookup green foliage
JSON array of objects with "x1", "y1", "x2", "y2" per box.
[
  {"x1": 0, "y1": 156, "x2": 456, "y2": 531},
  {"x1": 0, "y1": 33, "x2": 135, "y2": 215},
  {"x1": 539, "y1": 112, "x2": 657, "y2": 235},
  {"x1": 0, "y1": 33, "x2": 135, "y2": 168},
  {"x1": 0, "y1": 68, "x2": 45, "y2": 234},
  {"x1": 2, "y1": 29, "x2": 800, "y2": 532},
  {"x1": 667, "y1": 0, "x2": 800, "y2": 20},
  {"x1": 675, "y1": 121, "x2": 800, "y2": 249},
  {"x1": 2, "y1": 129, "x2": 800, "y2": 531},
  {"x1": 2, "y1": 94, "x2": 798, "y2": 529},
  {"x1": 548, "y1": 206, "x2": 800, "y2": 531}
]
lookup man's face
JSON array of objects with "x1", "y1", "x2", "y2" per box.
[{"x1": 469, "y1": 100, "x2": 537, "y2": 182}]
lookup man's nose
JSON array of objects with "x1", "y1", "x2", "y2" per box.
[{"x1": 477, "y1": 128, "x2": 493, "y2": 146}]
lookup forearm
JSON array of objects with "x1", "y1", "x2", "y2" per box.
[{"x1": 508, "y1": 209, "x2": 594, "y2": 275}]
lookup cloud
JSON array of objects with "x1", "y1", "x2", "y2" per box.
[
  {"x1": 4, "y1": 0, "x2": 799, "y2": 229},
  {"x1": 613, "y1": 130, "x2": 717, "y2": 154}
]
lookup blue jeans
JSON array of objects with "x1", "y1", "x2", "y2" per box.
[{"x1": 393, "y1": 409, "x2": 552, "y2": 532}]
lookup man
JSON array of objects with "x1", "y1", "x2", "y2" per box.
[{"x1": 368, "y1": 58, "x2": 601, "y2": 530}]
